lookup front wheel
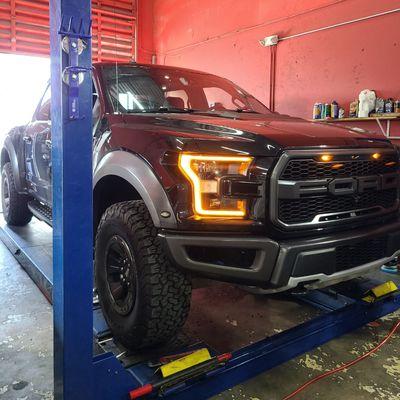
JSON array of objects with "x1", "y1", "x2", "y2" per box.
[
  {"x1": 1, "y1": 162, "x2": 32, "y2": 226},
  {"x1": 95, "y1": 200, "x2": 192, "y2": 349}
]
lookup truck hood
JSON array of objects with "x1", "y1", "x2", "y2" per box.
[{"x1": 117, "y1": 112, "x2": 391, "y2": 156}]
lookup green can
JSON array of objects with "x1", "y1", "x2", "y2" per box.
[{"x1": 323, "y1": 103, "x2": 331, "y2": 119}]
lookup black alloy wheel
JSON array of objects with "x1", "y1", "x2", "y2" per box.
[{"x1": 105, "y1": 235, "x2": 137, "y2": 315}]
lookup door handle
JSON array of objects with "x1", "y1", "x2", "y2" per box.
[
  {"x1": 45, "y1": 140, "x2": 52, "y2": 149},
  {"x1": 39, "y1": 128, "x2": 51, "y2": 136}
]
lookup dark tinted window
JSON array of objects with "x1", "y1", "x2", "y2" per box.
[{"x1": 36, "y1": 85, "x2": 51, "y2": 121}]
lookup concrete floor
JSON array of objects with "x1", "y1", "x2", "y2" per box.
[
  {"x1": 0, "y1": 240, "x2": 52, "y2": 400},
  {"x1": 0, "y1": 235, "x2": 400, "y2": 400}
]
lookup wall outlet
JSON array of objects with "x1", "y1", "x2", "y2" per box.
[{"x1": 259, "y1": 35, "x2": 279, "y2": 47}]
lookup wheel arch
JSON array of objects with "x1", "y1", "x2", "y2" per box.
[
  {"x1": 93, "y1": 174, "x2": 142, "y2": 231},
  {"x1": 1, "y1": 147, "x2": 10, "y2": 169},
  {"x1": 1, "y1": 136, "x2": 24, "y2": 192},
  {"x1": 93, "y1": 151, "x2": 177, "y2": 230}
]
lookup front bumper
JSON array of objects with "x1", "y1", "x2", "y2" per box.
[{"x1": 161, "y1": 218, "x2": 400, "y2": 291}]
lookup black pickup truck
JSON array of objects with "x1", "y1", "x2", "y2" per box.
[{"x1": 2, "y1": 63, "x2": 400, "y2": 349}]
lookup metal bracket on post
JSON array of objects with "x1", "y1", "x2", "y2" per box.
[{"x1": 59, "y1": 16, "x2": 92, "y2": 120}]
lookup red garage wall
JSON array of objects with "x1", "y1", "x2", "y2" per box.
[
  {"x1": 136, "y1": 0, "x2": 154, "y2": 64},
  {"x1": 149, "y1": 0, "x2": 400, "y2": 137}
]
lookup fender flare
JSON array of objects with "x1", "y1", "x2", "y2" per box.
[
  {"x1": 93, "y1": 151, "x2": 177, "y2": 229},
  {"x1": 2, "y1": 136, "x2": 24, "y2": 193}
]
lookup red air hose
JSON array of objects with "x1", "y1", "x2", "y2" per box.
[{"x1": 282, "y1": 320, "x2": 400, "y2": 400}]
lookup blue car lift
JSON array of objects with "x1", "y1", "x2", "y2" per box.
[
  {"x1": 0, "y1": 0, "x2": 399, "y2": 399},
  {"x1": 2, "y1": 222, "x2": 400, "y2": 400}
]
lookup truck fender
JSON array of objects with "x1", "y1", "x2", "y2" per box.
[
  {"x1": 93, "y1": 151, "x2": 177, "y2": 229},
  {"x1": 2, "y1": 135, "x2": 25, "y2": 193}
]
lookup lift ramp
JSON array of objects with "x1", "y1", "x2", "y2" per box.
[{"x1": 1, "y1": 217, "x2": 399, "y2": 399}]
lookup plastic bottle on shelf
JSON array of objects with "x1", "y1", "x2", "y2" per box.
[
  {"x1": 313, "y1": 103, "x2": 322, "y2": 119},
  {"x1": 331, "y1": 101, "x2": 339, "y2": 119},
  {"x1": 395, "y1": 100, "x2": 400, "y2": 114}
]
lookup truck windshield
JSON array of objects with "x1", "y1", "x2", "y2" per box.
[{"x1": 101, "y1": 65, "x2": 270, "y2": 115}]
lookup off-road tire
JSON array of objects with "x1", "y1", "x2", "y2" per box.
[
  {"x1": 95, "y1": 200, "x2": 191, "y2": 349},
  {"x1": 1, "y1": 162, "x2": 32, "y2": 226}
]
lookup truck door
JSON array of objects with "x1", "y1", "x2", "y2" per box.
[{"x1": 24, "y1": 84, "x2": 52, "y2": 205}]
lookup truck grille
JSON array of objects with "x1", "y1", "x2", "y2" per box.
[
  {"x1": 271, "y1": 149, "x2": 399, "y2": 229},
  {"x1": 336, "y1": 237, "x2": 387, "y2": 271},
  {"x1": 281, "y1": 155, "x2": 398, "y2": 180},
  {"x1": 279, "y1": 189, "x2": 397, "y2": 224}
]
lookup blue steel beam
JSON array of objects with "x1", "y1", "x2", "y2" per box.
[
  {"x1": 50, "y1": 1, "x2": 93, "y2": 399},
  {"x1": 86, "y1": 291, "x2": 400, "y2": 399},
  {"x1": 140, "y1": 293, "x2": 400, "y2": 400}
]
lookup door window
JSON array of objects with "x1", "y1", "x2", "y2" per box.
[
  {"x1": 36, "y1": 85, "x2": 51, "y2": 121},
  {"x1": 165, "y1": 90, "x2": 189, "y2": 109},
  {"x1": 203, "y1": 87, "x2": 246, "y2": 111}
]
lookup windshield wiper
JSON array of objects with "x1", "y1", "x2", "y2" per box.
[
  {"x1": 125, "y1": 108, "x2": 260, "y2": 115},
  {"x1": 233, "y1": 109, "x2": 260, "y2": 114},
  {"x1": 189, "y1": 109, "x2": 261, "y2": 117},
  {"x1": 160, "y1": 107, "x2": 197, "y2": 113},
  {"x1": 126, "y1": 107, "x2": 196, "y2": 114}
]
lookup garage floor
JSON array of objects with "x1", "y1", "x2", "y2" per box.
[{"x1": 0, "y1": 222, "x2": 400, "y2": 400}]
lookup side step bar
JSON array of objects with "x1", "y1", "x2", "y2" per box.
[{"x1": 28, "y1": 200, "x2": 53, "y2": 226}]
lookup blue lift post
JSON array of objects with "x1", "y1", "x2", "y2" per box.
[{"x1": 50, "y1": 0, "x2": 93, "y2": 398}]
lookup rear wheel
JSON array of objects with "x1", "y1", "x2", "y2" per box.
[
  {"x1": 95, "y1": 200, "x2": 191, "y2": 349},
  {"x1": 1, "y1": 162, "x2": 32, "y2": 226}
]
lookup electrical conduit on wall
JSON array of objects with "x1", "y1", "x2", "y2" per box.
[{"x1": 267, "y1": 7, "x2": 400, "y2": 115}]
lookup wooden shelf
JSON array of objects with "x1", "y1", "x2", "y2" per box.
[
  {"x1": 311, "y1": 113, "x2": 400, "y2": 123},
  {"x1": 370, "y1": 112, "x2": 400, "y2": 118},
  {"x1": 310, "y1": 112, "x2": 400, "y2": 139}
]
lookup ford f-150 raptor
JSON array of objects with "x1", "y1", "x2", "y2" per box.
[{"x1": 2, "y1": 63, "x2": 400, "y2": 350}]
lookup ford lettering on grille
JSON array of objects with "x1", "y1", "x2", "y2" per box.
[
  {"x1": 271, "y1": 150, "x2": 400, "y2": 229},
  {"x1": 278, "y1": 173, "x2": 399, "y2": 199}
]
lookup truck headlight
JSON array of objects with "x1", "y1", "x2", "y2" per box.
[{"x1": 178, "y1": 154, "x2": 253, "y2": 217}]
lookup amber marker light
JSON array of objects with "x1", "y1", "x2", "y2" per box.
[
  {"x1": 332, "y1": 163, "x2": 344, "y2": 169},
  {"x1": 178, "y1": 154, "x2": 253, "y2": 217},
  {"x1": 319, "y1": 154, "x2": 333, "y2": 162},
  {"x1": 372, "y1": 153, "x2": 381, "y2": 160}
]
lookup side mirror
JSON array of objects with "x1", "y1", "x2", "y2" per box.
[{"x1": 37, "y1": 101, "x2": 51, "y2": 121}]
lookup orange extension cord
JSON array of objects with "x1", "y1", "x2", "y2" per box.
[{"x1": 282, "y1": 320, "x2": 400, "y2": 400}]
